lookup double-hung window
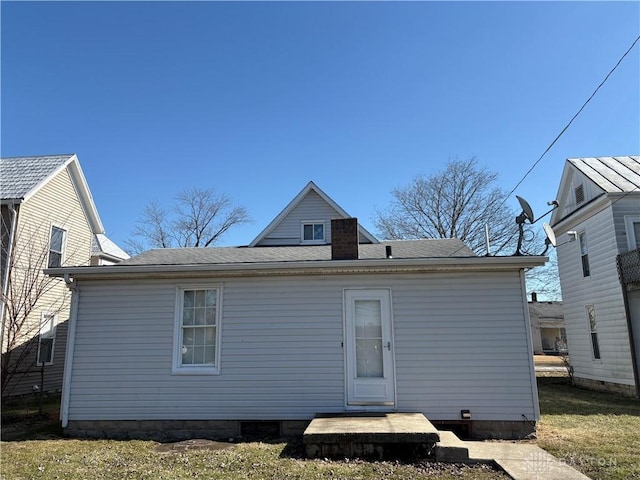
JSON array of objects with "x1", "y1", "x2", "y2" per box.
[
  {"x1": 37, "y1": 313, "x2": 56, "y2": 366},
  {"x1": 173, "y1": 286, "x2": 221, "y2": 374},
  {"x1": 586, "y1": 305, "x2": 600, "y2": 360},
  {"x1": 302, "y1": 222, "x2": 325, "y2": 243},
  {"x1": 579, "y1": 232, "x2": 590, "y2": 277},
  {"x1": 48, "y1": 226, "x2": 66, "y2": 268}
]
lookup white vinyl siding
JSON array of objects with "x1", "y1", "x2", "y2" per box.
[
  {"x1": 66, "y1": 271, "x2": 537, "y2": 423},
  {"x1": 556, "y1": 205, "x2": 635, "y2": 386},
  {"x1": 260, "y1": 191, "x2": 341, "y2": 245},
  {"x1": 612, "y1": 197, "x2": 640, "y2": 253}
]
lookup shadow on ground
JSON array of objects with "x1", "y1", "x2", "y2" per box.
[{"x1": 537, "y1": 376, "x2": 640, "y2": 417}]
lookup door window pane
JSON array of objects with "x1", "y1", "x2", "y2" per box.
[{"x1": 354, "y1": 299, "x2": 383, "y2": 378}]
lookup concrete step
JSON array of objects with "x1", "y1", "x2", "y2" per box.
[
  {"x1": 434, "y1": 430, "x2": 470, "y2": 462},
  {"x1": 303, "y1": 412, "x2": 440, "y2": 459}
]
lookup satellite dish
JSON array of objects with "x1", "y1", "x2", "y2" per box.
[
  {"x1": 543, "y1": 223, "x2": 557, "y2": 247},
  {"x1": 516, "y1": 196, "x2": 535, "y2": 223}
]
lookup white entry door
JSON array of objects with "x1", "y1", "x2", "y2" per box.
[{"x1": 344, "y1": 289, "x2": 396, "y2": 407}]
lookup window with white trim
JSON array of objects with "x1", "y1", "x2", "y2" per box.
[
  {"x1": 624, "y1": 216, "x2": 640, "y2": 250},
  {"x1": 173, "y1": 286, "x2": 221, "y2": 374},
  {"x1": 586, "y1": 305, "x2": 600, "y2": 360},
  {"x1": 48, "y1": 226, "x2": 66, "y2": 268},
  {"x1": 37, "y1": 313, "x2": 56, "y2": 366},
  {"x1": 579, "y1": 232, "x2": 590, "y2": 277},
  {"x1": 301, "y1": 222, "x2": 325, "y2": 243}
]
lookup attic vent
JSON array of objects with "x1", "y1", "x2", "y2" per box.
[{"x1": 575, "y1": 184, "x2": 584, "y2": 204}]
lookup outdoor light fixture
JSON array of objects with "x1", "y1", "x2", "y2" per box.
[{"x1": 461, "y1": 409, "x2": 471, "y2": 420}]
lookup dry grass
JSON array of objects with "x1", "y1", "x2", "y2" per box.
[
  {"x1": 0, "y1": 438, "x2": 507, "y2": 480},
  {"x1": 536, "y1": 376, "x2": 640, "y2": 480},
  {"x1": 2, "y1": 378, "x2": 639, "y2": 479}
]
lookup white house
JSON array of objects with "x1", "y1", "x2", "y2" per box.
[
  {"x1": 47, "y1": 181, "x2": 545, "y2": 440},
  {"x1": 528, "y1": 293, "x2": 566, "y2": 355},
  {"x1": 550, "y1": 156, "x2": 640, "y2": 396}
]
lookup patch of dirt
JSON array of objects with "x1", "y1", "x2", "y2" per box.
[{"x1": 155, "y1": 438, "x2": 236, "y2": 453}]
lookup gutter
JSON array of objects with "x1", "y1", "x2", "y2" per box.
[
  {"x1": 0, "y1": 201, "x2": 20, "y2": 354},
  {"x1": 60, "y1": 274, "x2": 80, "y2": 427},
  {"x1": 46, "y1": 255, "x2": 548, "y2": 281}
]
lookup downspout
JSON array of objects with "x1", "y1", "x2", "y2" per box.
[
  {"x1": 617, "y1": 255, "x2": 640, "y2": 398},
  {"x1": 60, "y1": 273, "x2": 80, "y2": 427},
  {"x1": 0, "y1": 201, "x2": 19, "y2": 355},
  {"x1": 520, "y1": 269, "x2": 540, "y2": 421},
  {"x1": 620, "y1": 287, "x2": 640, "y2": 398}
]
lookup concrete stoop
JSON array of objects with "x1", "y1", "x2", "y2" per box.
[
  {"x1": 303, "y1": 413, "x2": 439, "y2": 459},
  {"x1": 303, "y1": 413, "x2": 592, "y2": 480}
]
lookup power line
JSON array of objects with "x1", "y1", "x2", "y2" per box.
[
  {"x1": 503, "y1": 34, "x2": 640, "y2": 205},
  {"x1": 444, "y1": 35, "x2": 640, "y2": 259}
]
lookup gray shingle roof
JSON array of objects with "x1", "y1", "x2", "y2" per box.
[
  {"x1": 121, "y1": 239, "x2": 476, "y2": 266},
  {"x1": 528, "y1": 301, "x2": 563, "y2": 319},
  {"x1": 0, "y1": 154, "x2": 75, "y2": 200},
  {"x1": 568, "y1": 156, "x2": 640, "y2": 193}
]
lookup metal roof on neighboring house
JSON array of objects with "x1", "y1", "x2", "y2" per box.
[
  {"x1": 120, "y1": 238, "x2": 477, "y2": 266},
  {"x1": 0, "y1": 154, "x2": 75, "y2": 200},
  {"x1": 568, "y1": 156, "x2": 640, "y2": 193},
  {"x1": 92, "y1": 234, "x2": 131, "y2": 261}
]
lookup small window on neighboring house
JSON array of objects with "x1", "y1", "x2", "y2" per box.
[
  {"x1": 633, "y1": 222, "x2": 640, "y2": 250},
  {"x1": 302, "y1": 222, "x2": 325, "y2": 242},
  {"x1": 579, "y1": 232, "x2": 590, "y2": 277},
  {"x1": 586, "y1": 305, "x2": 600, "y2": 360},
  {"x1": 173, "y1": 286, "x2": 221, "y2": 374},
  {"x1": 575, "y1": 184, "x2": 584, "y2": 204},
  {"x1": 624, "y1": 216, "x2": 640, "y2": 250},
  {"x1": 37, "y1": 313, "x2": 56, "y2": 366},
  {"x1": 48, "y1": 226, "x2": 66, "y2": 268}
]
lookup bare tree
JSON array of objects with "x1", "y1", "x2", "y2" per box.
[
  {"x1": 375, "y1": 157, "x2": 517, "y2": 255},
  {"x1": 1, "y1": 219, "x2": 68, "y2": 396},
  {"x1": 375, "y1": 157, "x2": 561, "y2": 299},
  {"x1": 127, "y1": 187, "x2": 251, "y2": 254}
]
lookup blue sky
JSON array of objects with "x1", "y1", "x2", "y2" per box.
[{"x1": 2, "y1": 1, "x2": 639, "y2": 250}]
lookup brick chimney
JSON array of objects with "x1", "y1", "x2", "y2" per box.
[
  {"x1": 531, "y1": 292, "x2": 538, "y2": 303},
  {"x1": 331, "y1": 218, "x2": 359, "y2": 260}
]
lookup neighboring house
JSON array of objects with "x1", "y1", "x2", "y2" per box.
[
  {"x1": 1, "y1": 154, "x2": 129, "y2": 397},
  {"x1": 47, "y1": 181, "x2": 545, "y2": 440},
  {"x1": 550, "y1": 155, "x2": 640, "y2": 397},
  {"x1": 528, "y1": 292, "x2": 566, "y2": 355}
]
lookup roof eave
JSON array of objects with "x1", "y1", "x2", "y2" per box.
[
  {"x1": 67, "y1": 156, "x2": 104, "y2": 234},
  {"x1": 46, "y1": 255, "x2": 547, "y2": 280}
]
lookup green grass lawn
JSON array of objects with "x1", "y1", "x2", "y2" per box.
[
  {"x1": 535, "y1": 375, "x2": 640, "y2": 480},
  {"x1": 1, "y1": 378, "x2": 639, "y2": 480}
]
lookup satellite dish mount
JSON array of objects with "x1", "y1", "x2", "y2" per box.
[
  {"x1": 513, "y1": 196, "x2": 559, "y2": 256},
  {"x1": 514, "y1": 196, "x2": 534, "y2": 256}
]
